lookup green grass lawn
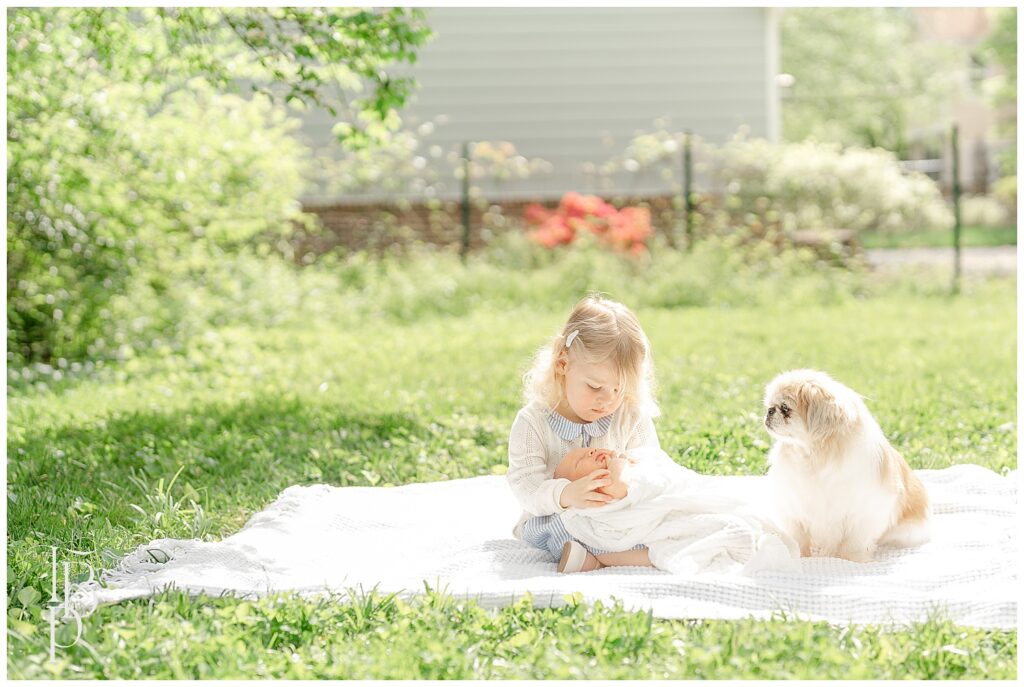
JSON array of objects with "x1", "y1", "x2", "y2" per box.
[
  {"x1": 6, "y1": 274, "x2": 1017, "y2": 679},
  {"x1": 860, "y1": 225, "x2": 1017, "y2": 249}
]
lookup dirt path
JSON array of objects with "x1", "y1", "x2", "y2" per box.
[{"x1": 865, "y1": 246, "x2": 1017, "y2": 276}]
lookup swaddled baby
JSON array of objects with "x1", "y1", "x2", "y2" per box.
[
  {"x1": 555, "y1": 446, "x2": 800, "y2": 575},
  {"x1": 554, "y1": 445, "x2": 688, "y2": 511},
  {"x1": 553, "y1": 446, "x2": 637, "y2": 501}
]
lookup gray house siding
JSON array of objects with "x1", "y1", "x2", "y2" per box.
[{"x1": 298, "y1": 7, "x2": 779, "y2": 204}]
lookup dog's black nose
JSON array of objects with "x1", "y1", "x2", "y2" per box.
[{"x1": 767, "y1": 407, "x2": 776, "y2": 417}]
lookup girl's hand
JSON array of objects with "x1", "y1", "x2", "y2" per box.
[
  {"x1": 603, "y1": 457, "x2": 630, "y2": 500},
  {"x1": 559, "y1": 468, "x2": 614, "y2": 509}
]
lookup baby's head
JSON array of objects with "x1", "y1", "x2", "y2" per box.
[
  {"x1": 523, "y1": 294, "x2": 659, "y2": 422},
  {"x1": 554, "y1": 446, "x2": 622, "y2": 481}
]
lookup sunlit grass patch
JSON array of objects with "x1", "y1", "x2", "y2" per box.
[{"x1": 6, "y1": 274, "x2": 1015, "y2": 679}]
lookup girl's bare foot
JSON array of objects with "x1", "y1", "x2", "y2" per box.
[{"x1": 579, "y1": 551, "x2": 604, "y2": 571}]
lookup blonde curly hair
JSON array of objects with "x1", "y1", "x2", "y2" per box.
[{"x1": 522, "y1": 293, "x2": 660, "y2": 419}]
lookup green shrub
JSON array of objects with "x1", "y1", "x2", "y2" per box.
[
  {"x1": 6, "y1": 10, "x2": 312, "y2": 364},
  {"x1": 308, "y1": 231, "x2": 867, "y2": 326}
]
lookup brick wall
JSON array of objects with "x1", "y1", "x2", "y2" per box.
[{"x1": 296, "y1": 194, "x2": 685, "y2": 255}]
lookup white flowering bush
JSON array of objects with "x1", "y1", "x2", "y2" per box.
[
  {"x1": 707, "y1": 135, "x2": 954, "y2": 236},
  {"x1": 993, "y1": 176, "x2": 1017, "y2": 218},
  {"x1": 961, "y1": 194, "x2": 1012, "y2": 227},
  {"x1": 307, "y1": 130, "x2": 552, "y2": 200}
]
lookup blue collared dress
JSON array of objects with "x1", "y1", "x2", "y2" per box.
[{"x1": 520, "y1": 409, "x2": 645, "y2": 560}]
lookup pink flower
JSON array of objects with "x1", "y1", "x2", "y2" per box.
[
  {"x1": 525, "y1": 192, "x2": 651, "y2": 254},
  {"x1": 618, "y1": 207, "x2": 653, "y2": 240},
  {"x1": 603, "y1": 207, "x2": 648, "y2": 250},
  {"x1": 559, "y1": 192, "x2": 615, "y2": 221},
  {"x1": 523, "y1": 203, "x2": 551, "y2": 226},
  {"x1": 528, "y1": 215, "x2": 574, "y2": 247},
  {"x1": 566, "y1": 216, "x2": 592, "y2": 236}
]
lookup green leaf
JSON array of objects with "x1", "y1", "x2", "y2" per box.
[
  {"x1": 17, "y1": 586, "x2": 42, "y2": 607},
  {"x1": 9, "y1": 618, "x2": 37, "y2": 637},
  {"x1": 504, "y1": 627, "x2": 537, "y2": 648}
]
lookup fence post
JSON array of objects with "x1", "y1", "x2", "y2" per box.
[
  {"x1": 461, "y1": 141, "x2": 472, "y2": 262},
  {"x1": 951, "y1": 124, "x2": 962, "y2": 295},
  {"x1": 683, "y1": 130, "x2": 694, "y2": 251}
]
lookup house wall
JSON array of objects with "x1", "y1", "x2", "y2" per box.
[{"x1": 296, "y1": 7, "x2": 778, "y2": 206}]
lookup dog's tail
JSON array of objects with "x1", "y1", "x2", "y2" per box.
[
  {"x1": 879, "y1": 516, "x2": 931, "y2": 548},
  {"x1": 879, "y1": 442, "x2": 931, "y2": 549}
]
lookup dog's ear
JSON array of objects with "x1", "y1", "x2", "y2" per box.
[{"x1": 799, "y1": 379, "x2": 858, "y2": 442}]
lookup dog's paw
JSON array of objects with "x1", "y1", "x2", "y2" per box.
[{"x1": 837, "y1": 542, "x2": 876, "y2": 563}]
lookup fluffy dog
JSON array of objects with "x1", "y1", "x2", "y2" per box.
[{"x1": 762, "y1": 369, "x2": 930, "y2": 562}]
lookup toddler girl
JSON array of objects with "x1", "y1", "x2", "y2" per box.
[{"x1": 507, "y1": 294, "x2": 661, "y2": 573}]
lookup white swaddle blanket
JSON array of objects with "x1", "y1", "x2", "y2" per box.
[{"x1": 561, "y1": 447, "x2": 801, "y2": 575}]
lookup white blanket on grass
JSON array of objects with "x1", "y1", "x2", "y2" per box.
[
  {"x1": 560, "y1": 447, "x2": 801, "y2": 575},
  {"x1": 61, "y1": 464, "x2": 1017, "y2": 629}
]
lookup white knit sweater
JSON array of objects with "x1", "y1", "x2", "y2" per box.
[{"x1": 506, "y1": 400, "x2": 661, "y2": 539}]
